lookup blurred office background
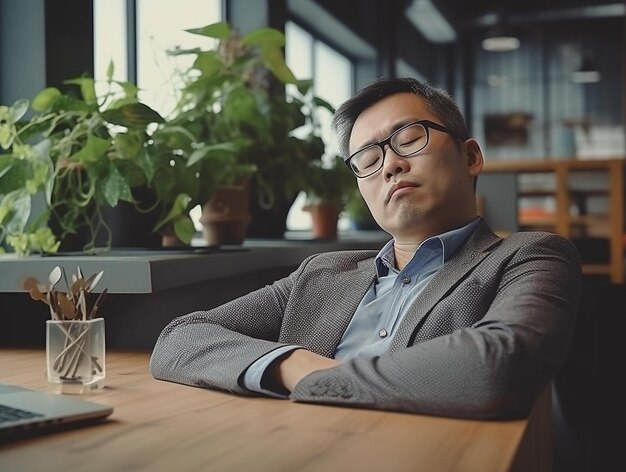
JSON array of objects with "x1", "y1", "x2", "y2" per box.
[{"x1": 1, "y1": 1, "x2": 624, "y2": 470}]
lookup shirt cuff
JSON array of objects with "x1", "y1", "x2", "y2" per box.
[{"x1": 242, "y1": 345, "x2": 302, "y2": 398}]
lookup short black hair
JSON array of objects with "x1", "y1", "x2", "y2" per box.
[{"x1": 331, "y1": 77, "x2": 469, "y2": 158}]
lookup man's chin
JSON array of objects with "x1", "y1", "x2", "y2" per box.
[{"x1": 385, "y1": 210, "x2": 430, "y2": 236}]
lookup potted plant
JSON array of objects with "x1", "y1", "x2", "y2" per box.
[
  {"x1": 0, "y1": 63, "x2": 166, "y2": 255},
  {"x1": 149, "y1": 21, "x2": 331, "y2": 244},
  {"x1": 302, "y1": 155, "x2": 355, "y2": 240}
]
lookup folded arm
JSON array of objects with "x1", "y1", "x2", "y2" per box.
[
  {"x1": 151, "y1": 235, "x2": 581, "y2": 419},
  {"x1": 290, "y1": 234, "x2": 582, "y2": 419},
  {"x1": 149, "y1": 264, "x2": 299, "y2": 394}
]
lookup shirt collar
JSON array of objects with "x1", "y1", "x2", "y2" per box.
[{"x1": 375, "y1": 216, "x2": 482, "y2": 277}]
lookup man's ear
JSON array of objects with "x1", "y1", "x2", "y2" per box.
[{"x1": 464, "y1": 139, "x2": 484, "y2": 177}]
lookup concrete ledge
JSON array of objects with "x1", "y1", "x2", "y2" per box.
[{"x1": 0, "y1": 232, "x2": 389, "y2": 294}]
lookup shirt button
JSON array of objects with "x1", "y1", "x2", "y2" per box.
[
  {"x1": 378, "y1": 329, "x2": 388, "y2": 338},
  {"x1": 401, "y1": 275, "x2": 411, "y2": 284}
]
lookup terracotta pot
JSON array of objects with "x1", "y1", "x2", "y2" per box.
[
  {"x1": 161, "y1": 232, "x2": 186, "y2": 248},
  {"x1": 304, "y1": 203, "x2": 341, "y2": 240},
  {"x1": 199, "y1": 182, "x2": 251, "y2": 246}
]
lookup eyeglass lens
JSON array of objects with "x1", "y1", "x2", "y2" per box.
[{"x1": 350, "y1": 123, "x2": 428, "y2": 177}]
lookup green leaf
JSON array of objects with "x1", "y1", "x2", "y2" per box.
[
  {"x1": 50, "y1": 94, "x2": 92, "y2": 113},
  {"x1": 135, "y1": 148, "x2": 156, "y2": 183},
  {"x1": 102, "y1": 163, "x2": 132, "y2": 206},
  {"x1": 173, "y1": 215, "x2": 195, "y2": 244},
  {"x1": 114, "y1": 131, "x2": 144, "y2": 159},
  {"x1": 221, "y1": 85, "x2": 266, "y2": 136},
  {"x1": 116, "y1": 81, "x2": 139, "y2": 99},
  {"x1": 295, "y1": 79, "x2": 313, "y2": 96},
  {"x1": 0, "y1": 203, "x2": 9, "y2": 224},
  {"x1": 28, "y1": 227, "x2": 60, "y2": 254},
  {"x1": 303, "y1": 155, "x2": 354, "y2": 205},
  {"x1": 31, "y1": 88, "x2": 61, "y2": 112},
  {"x1": 153, "y1": 125, "x2": 196, "y2": 150},
  {"x1": 69, "y1": 133, "x2": 111, "y2": 163},
  {"x1": 192, "y1": 51, "x2": 222, "y2": 76},
  {"x1": 105, "y1": 96, "x2": 138, "y2": 110},
  {"x1": 11, "y1": 99, "x2": 30, "y2": 120},
  {"x1": 6, "y1": 234, "x2": 29, "y2": 255},
  {"x1": 242, "y1": 27, "x2": 285, "y2": 48},
  {"x1": 1, "y1": 189, "x2": 31, "y2": 234},
  {"x1": 25, "y1": 159, "x2": 50, "y2": 194},
  {"x1": 166, "y1": 46, "x2": 203, "y2": 57},
  {"x1": 0, "y1": 126, "x2": 16, "y2": 150},
  {"x1": 64, "y1": 77, "x2": 97, "y2": 106},
  {"x1": 262, "y1": 45, "x2": 298, "y2": 84},
  {"x1": 313, "y1": 96, "x2": 336, "y2": 114},
  {"x1": 32, "y1": 139, "x2": 54, "y2": 205},
  {"x1": 106, "y1": 60, "x2": 115, "y2": 82},
  {"x1": 0, "y1": 103, "x2": 21, "y2": 149},
  {"x1": 0, "y1": 156, "x2": 27, "y2": 195},
  {"x1": 154, "y1": 193, "x2": 191, "y2": 231},
  {"x1": 101, "y1": 103, "x2": 165, "y2": 128},
  {"x1": 185, "y1": 22, "x2": 230, "y2": 39},
  {"x1": 0, "y1": 156, "x2": 12, "y2": 180},
  {"x1": 187, "y1": 142, "x2": 238, "y2": 167}
]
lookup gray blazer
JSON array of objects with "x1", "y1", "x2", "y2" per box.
[{"x1": 150, "y1": 219, "x2": 582, "y2": 419}]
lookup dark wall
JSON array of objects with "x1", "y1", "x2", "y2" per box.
[
  {"x1": 311, "y1": 0, "x2": 447, "y2": 83},
  {"x1": 0, "y1": 0, "x2": 46, "y2": 105},
  {"x1": 44, "y1": 0, "x2": 93, "y2": 88}
]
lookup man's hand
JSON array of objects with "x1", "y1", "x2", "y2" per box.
[{"x1": 269, "y1": 349, "x2": 340, "y2": 393}]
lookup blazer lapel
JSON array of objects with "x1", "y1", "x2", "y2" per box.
[
  {"x1": 309, "y1": 256, "x2": 378, "y2": 356},
  {"x1": 389, "y1": 220, "x2": 501, "y2": 351}
]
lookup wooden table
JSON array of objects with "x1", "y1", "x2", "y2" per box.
[{"x1": 0, "y1": 349, "x2": 551, "y2": 472}]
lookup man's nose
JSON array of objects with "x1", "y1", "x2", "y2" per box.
[{"x1": 383, "y1": 146, "x2": 410, "y2": 179}]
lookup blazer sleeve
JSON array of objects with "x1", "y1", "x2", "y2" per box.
[
  {"x1": 290, "y1": 233, "x2": 582, "y2": 419},
  {"x1": 149, "y1": 257, "x2": 306, "y2": 394}
]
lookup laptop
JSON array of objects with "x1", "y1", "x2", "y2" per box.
[{"x1": 0, "y1": 382, "x2": 113, "y2": 441}]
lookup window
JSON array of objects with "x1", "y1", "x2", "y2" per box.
[
  {"x1": 94, "y1": 0, "x2": 128, "y2": 83},
  {"x1": 94, "y1": 0, "x2": 221, "y2": 115},
  {"x1": 285, "y1": 21, "x2": 353, "y2": 231},
  {"x1": 135, "y1": 0, "x2": 221, "y2": 116}
]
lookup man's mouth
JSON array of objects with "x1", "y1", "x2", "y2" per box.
[{"x1": 386, "y1": 181, "x2": 420, "y2": 203}]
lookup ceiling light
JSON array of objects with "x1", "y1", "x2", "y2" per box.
[
  {"x1": 482, "y1": 35, "x2": 520, "y2": 52},
  {"x1": 481, "y1": 12, "x2": 520, "y2": 52},
  {"x1": 405, "y1": 0, "x2": 457, "y2": 43}
]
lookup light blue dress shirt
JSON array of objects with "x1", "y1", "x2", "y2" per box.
[{"x1": 243, "y1": 217, "x2": 481, "y2": 397}]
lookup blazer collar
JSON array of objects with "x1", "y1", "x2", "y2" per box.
[{"x1": 389, "y1": 219, "x2": 501, "y2": 351}]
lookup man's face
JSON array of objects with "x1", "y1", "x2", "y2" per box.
[{"x1": 349, "y1": 93, "x2": 482, "y2": 242}]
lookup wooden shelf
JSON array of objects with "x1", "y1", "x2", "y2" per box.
[
  {"x1": 582, "y1": 264, "x2": 612, "y2": 275},
  {"x1": 519, "y1": 190, "x2": 557, "y2": 197},
  {"x1": 520, "y1": 189, "x2": 609, "y2": 198},
  {"x1": 483, "y1": 158, "x2": 626, "y2": 284},
  {"x1": 519, "y1": 216, "x2": 556, "y2": 226},
  {"x1": 483, "y1": 157, "x2": 626, "y2": 173},
  {"x1": 570, "y1": 215, "x2": 610, "y2": 226}
]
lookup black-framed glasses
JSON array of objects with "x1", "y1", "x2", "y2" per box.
[{"x1": 345, "y1": 120, "x2": 467, "y2": 178}]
